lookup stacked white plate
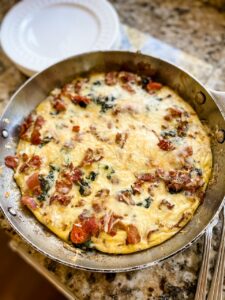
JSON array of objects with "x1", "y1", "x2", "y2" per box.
[{"x1": 0, "y1": 0, "x2": 121, "y2": 76}]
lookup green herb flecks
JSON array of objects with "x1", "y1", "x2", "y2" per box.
[{"x1": 136, "y1": 197, "x2": 152, "y2": 208}]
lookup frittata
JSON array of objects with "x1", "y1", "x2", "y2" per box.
[{"x1": 5, "y1": 71, "x2": 212, "y2": 254}]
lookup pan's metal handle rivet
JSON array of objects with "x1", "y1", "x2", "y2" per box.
[
  {"x1": 216, "y1": 129, "x2": 225, "y2": 144},
  {"x1": 195, "y1": 91, "x2": 206, "y2": 105},
  {"x1": 2, "y1": 129, "x2": 9, "y2": 138},
  {"x1": 8, "y1": 207, "x2": 17, "y2": 217}
]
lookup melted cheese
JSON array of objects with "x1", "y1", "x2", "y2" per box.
[{"x1": 14, "y1": 73, "x2": 212, "y2": 254}]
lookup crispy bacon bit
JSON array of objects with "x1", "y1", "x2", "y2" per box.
[
  {"x1": 157, "y1": 168, "x2": 204, "y2": 194},
  {"x1": 159, "y1": 199, "x2": 175, "y2": 210},
  {"x1": 53, "y1": 99, "x2": 66, "y2": 112},
  {"x1": 80, "y1": 148, "x2": 104, "y2": 167},
  {"x1": 121, "y1": 83, "x2": 135, "y2": 94},
  {"x1": 126, "y1": 224, "x2": 141, "y2": 244},
  {"x1": 72, "y1": 125, "x2": 80, "y2": 132},
  {"x1": 22, "y1": 153, "x2": 29, "y2": 161},
  {"x1": 146, "y1": 82, "x2": 162, "y2": 92},
  {"x1": 70, "y1": 215, "x2": 100, "y2": 244},
  {"x1": 50, "y1": 194, "x2": 72, "y2": 206},
  {"x1": 115, "y1": 132, "x2": 128, "y2": 148},
  {"x1": 26, "y1": 172, "x2": 41, "y2": 195},
  {"x1": 105, "y1": 72, "x2": 118, "y2": 85},
  {"x1": 92, "y1": 203, "x2": 101, "y2": 213},
  {"x1": 180, "y1": 146, "x2": 193, "y2": 158},
  {"x1": 177, "y1": 120, "x2": 189, "y2": 137},
  {"x1": 164, "y1": 107, "x2": 183, "y2": 121},
  {"x1": 157, "y1": 139, "x2": 175, "y2": 151},
  {"x1": 30, "y1": 116, "x2": 45, "y2": 145},
  {"x1": 117, "y1": 190, "x2": 135, "y2": 205},
  {"x1": 19, "y1": 114, "x2": 33, "y2": 139},
  {"x1": 19, "y1": 155, "x2": 41, "y2": 173},
  {"x1": 174, "y1": 212, "x2": 191, "y2": 228},
  {"x1": 107, "y1": 214, "x2": 123, "y2": 236},
  {"x1": 132, "y1": 173, "x2": 156, "y2": 194},
  {"x1": 74, "y1": 79, "x2": 86, "y2": 93},
  {"x1": 63, "y1": 165, "x2": 82, "y2": 184},
  {"x1": 21, "y1": 196, "x2": 37, "y2": 210},
  {"x1": 5, "y1": 155, "x2": 18, "y2": 169},
  {"x1": 56, "y1": 179, "x2": 72, "y2": 194},
  {"x1": 70, "y1": 95, "x2": 91, "y2": 107},
  {"x1": 95, "y1": 189, "x2": 110, "y2": 197}
]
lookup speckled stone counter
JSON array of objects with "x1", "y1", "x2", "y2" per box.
[{"x1": 1, "y1": 1, "x2": 225, "y2": 299}]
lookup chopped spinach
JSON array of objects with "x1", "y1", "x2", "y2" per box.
[
  {"x1": 39, "y1": 136, "x2": 53, "y2": 147},
  {"x1": 37, "y1": 171, "x2": 55, "y2": 201},
  {"x1": 79, "y1": 180, "x2": 91, "y2": 196},
  {"x1": 50, "y1": 164, "x2": 60, "y2": 172},
  {"x1": 75, "y1": 240, "x2": 93, "y2": 249},
  {"x1": 93, "y1": 81, "x2": 101, "y2": 86},
  {"x1": 136, "y1": 197, "x2": 152, "y2": 208},
  {"x1": 92, "y1": 95, "x2": 116, "y2": 113},
  {"x1": 161, "y1": 130, "x2": 177, "y2": 138},
  {"x1": 86, "y1": 171, "x2": 98, "y2": 181}
]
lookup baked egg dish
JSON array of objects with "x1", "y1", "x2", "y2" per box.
[{"x1": 5, "y1": 71, "x2": 212, "y2": 254}]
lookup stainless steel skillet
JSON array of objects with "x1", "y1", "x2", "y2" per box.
[{"x1": 0, "y1": 51, "x2": 225, "y2": 272}]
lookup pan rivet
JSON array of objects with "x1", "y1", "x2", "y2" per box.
[
  {"x1": 8, "y1": 207, "x2": 17, "y2": 217},
  {"x1": 195, "y1": 91, "x2": 206, "y2": 105},
  {"x1": 216, "y1": 129, "x2": 225, "y2": 143},
  {"x1": 2, "y1": 129, "x2": 9, "y2": 138}
]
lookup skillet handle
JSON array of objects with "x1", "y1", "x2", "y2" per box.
[{"x1": 210, "y1": 90, "x2": 225, "y2": 116}]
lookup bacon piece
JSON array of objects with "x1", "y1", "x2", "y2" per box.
[
  {"x1": 157, "y1": 139, "x2": 175, "y2": 151},
  {"x1": 107, "y1": 214, "x2": 123, "y2": 236},
  {"x1": 19, "y1": 114, "x2": 33, "y2": 139},
  {"x1": 29, "y1": 155, "x2": 41, "y2": 167},
  {"x1": 63, "y1": 165, "x2": 82, "y2": 184},
  {"x1": 70, "y1": 95, "x2": 91, "y2": 107},
  {"x1": 179, "y1": 146, "x2": 193, "y2": 158},
  {"x1": 53, "y1": 99, "x2": 66, "y2": 112},
  {"x1": 22, "y1": 153, "x2": 29, "y2": 161},
  {"x1": 164, "y1": 107, "x2": 183, "y2": 121},
  {"x1": 177, "y1": 120, "x2": 188, "y2": 137},
  {"x1": 95, "y1": 189, "x2": 110, "y2": 197},
  {"x1": 115, "y1": 132, "x2": 128, "y2": 148},
  {"x1": 21, "y1": 196, "x2": 37, "y2": 210},
  {"x1": 5, "y1": 155, "x2": 18, "y2": 169},
  {"x1": 72, "y1": 125, "x2": 80, "y2": 132},
  {"x1": 56, "y1": 179, "x2": 72, "y2": 194},
  {"x1": 159, "y1": 199, "x2": 175, "y2": 210},
  {"x1": 26, "y1": 172, "x2": 41, "y2": 195},
  {"x1": 30, "y1": 116, "x2": 45, "y2": 145},
  {"x1": 105, "y1": 72, "x2": 118, "y2": 85},
  {"x1": 126, "y1": 224, "x2": 141, "y2": 244},
  {"x1": 50, "y1": 194, "x2": 72, "y2": 206},
  {"x1": 80, "y1": 148, "x2": 104, "y2": 167},
  {"x1": 121, "y1": 83, "x2": 135, "y2": 94},
  {"x1": 146, "y1": 82, "x2": 162, "y2": 92},
  {"x1": 132, "y1": 173, "x2": 156, "y2": 194},
  {"x1": 117, "y1": 190, "x2": 135, "y2": 205},
  {"x1": 92, "y1": 203, "x2": 101, "y2": 213}
]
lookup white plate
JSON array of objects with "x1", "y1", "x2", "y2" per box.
[{"x1": 0, "y1": 0, "x2": 121, "y2": 76}]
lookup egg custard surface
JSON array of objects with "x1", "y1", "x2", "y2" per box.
[{"x1": 5, "y1": 72, "x2": 212, "y2": 254}]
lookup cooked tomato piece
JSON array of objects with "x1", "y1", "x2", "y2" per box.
[
  {"x1": 26, "y1": 172, "x2": 40, "y2": 190},
  {"x1": 29, "y1": 155, "x2": 41, "y2": 167},
  {"x1": 146, "y1": 82, "x2": 162, "y2": 92},
  {"x1": 70, "y1": 223, "x2": 89, "y2": 244},
  {"x1": 5, "y1": 156, "x2": 18, "y2": 169},
  {"x1": 83, "y1": 216, "x2": 100, "y2": 237},
  {"x1": 126, "y1": 224, "x2": 141, "y2": 244},
  {"x1": 21, "y1": 196, "x2": 37, "y2": 210},
  {"x1": 72, "y1": 125, "x2": 80, "y2": 132}
]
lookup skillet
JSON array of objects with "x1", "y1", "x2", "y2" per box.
[{"x1": 0, "y1": 51, "x2": 225, "y2": 272}]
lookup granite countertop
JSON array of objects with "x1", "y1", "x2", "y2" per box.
[{"x1": 0, "y1": 1, "x2": 225, "y2": 299}]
